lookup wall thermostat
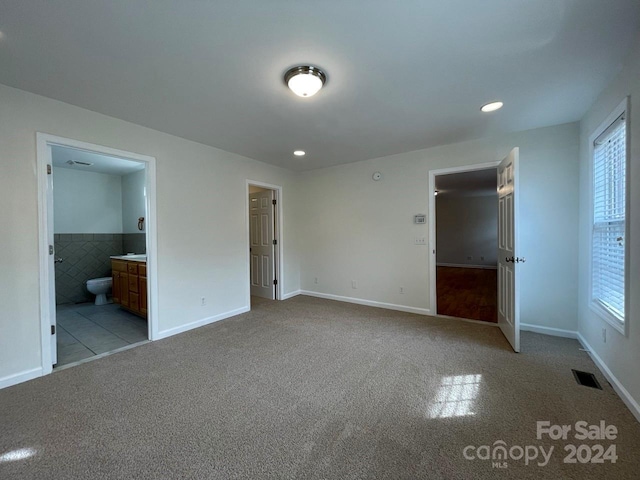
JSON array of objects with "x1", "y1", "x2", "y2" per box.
[
  {"x1": 414, "y1": 214, "x2": 426, "y2": 224},
  {"x1": 372, "y1": 172, "x2": 382, "y2": 181}
]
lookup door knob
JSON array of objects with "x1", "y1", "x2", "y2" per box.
[
  {"x1": 505, "y1": 256, "x2": 514, "y2": 263},
  {"x1": 515, "y1": 257, "x2": 526, "y2": 263},
  {"x1": 54, "y1": 257, "x2": 64, "y2": 264}
]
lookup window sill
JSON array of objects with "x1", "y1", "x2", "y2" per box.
[{"x1": 589, "y1": 301, "x2": 627, "y2": 336}]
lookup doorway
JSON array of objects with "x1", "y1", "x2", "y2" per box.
[
  {"x1": 37, "y1": 134, "x2": 158, "y2": 374},
  {"x1": 428, "y1": 151, "x2": 522, "y2": 352},
  {"x1": 433, "y1": 167, "x2": 498, "y2": 323},
  {"x1": 247, "y1": 181, "x2": 283, "y2": 307}
]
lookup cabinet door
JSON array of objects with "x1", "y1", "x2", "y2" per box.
[
  {"x1": 129, "y1": 292, "x2": 140, "y2": 313},
  {"x1": 128, "y1": 274, "x2": 139, "y2": 293},
  {"x1": 139, "y1": 276, "x2": 147, "y2": 315},
  {"x1": 120, "y1": 272, "x2": 130, "y2": 307},
  {"x1": 112, "y1": 272, "x2": 120, "y2": 304}
]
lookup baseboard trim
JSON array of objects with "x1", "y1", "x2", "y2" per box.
[
  {"x1": 299, "y1": 290, "x2": 430, "y2": 315},
  {"x1": 520, "y1": 323, "x2": 577, "y2": 339},
  {"x1": 577, "y1": 333, "x2": 640, "y2": 423},
  {"x1": 281, "y1": 290, "x2": 301, "y2": 300},
  {"x1": 0, "y1": 367, "x2": 43, "y2": 390},
  {"x1": 435, "y1": 313, "x2": 499, "y2": 327},
  {"x1": 156, "y1": 306, "x2": 250, "y2": 340},
  {"x1": 436, "y1": 263, "x2": 498, "y2": 270}
]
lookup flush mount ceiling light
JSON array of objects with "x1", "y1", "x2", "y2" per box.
[
  {"x1": 480, "y1": 101, "x2": 504, "y2": 113},
  {"x1": 293, "y1": 150, "x2": 306, "y2": 156},
  {"x1": 284, "y1": 65, "x2": 327, "y2": 98}
]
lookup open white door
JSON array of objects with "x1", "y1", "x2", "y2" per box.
[
  {"x1": 497, "y1": 148, "x2": 521, "y2": 352},
  {"x1": 46, "y1": 159, "x2": 58, "y2": 365},
  {"x1": 249, "y1": 190, "x2": 275, "y2": 299}
]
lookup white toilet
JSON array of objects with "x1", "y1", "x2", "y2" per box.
[{"x1": 86, "y1": 277, "x2": 113, "y2": 306}]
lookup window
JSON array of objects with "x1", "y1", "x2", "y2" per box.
[{"x1": 590, "y1": 98, "x2": 629, "y2": 332}]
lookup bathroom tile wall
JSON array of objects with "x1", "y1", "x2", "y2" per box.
[
  {"x1": 123, "y1": 233, "x2": 146, "y2": 255},
  {"x1": 54, "y1": 234, "x2": 124, "y2": 305}
]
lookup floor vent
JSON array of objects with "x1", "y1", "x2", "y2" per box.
[{"x1": 572, "y1": 369, "x2": 602, "y2": 390}]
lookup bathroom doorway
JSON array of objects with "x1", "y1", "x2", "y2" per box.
[
  {"x1": 37, "y1": 134, "x2": 158, "y2": 373},
  {"x1": 246, "y1": 181, "x2": 283, "y2": 307}
]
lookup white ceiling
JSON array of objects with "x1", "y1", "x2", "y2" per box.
[
  {"x1": 1, "y1": 1, "x2": 639, "y2": 171},
  {"x1": 436, "y1": 169, "x2": 497, "y2": 197},
  {"x1": 51, "y1": 145, "x2": 144, "y2": 176}
]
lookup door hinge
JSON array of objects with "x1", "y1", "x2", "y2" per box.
[
  {"x1": 273, "y1": 279, "x2": 278, "y2": 285},
  {"x1": 273, "y1": 239, "x2": 277, "y2": 245},
  {"x1": 47, "y1": 164, "x2": 52, "y2": 175},
  {"x1": 49, "y1": 245, "x2": 54, "y2": 255},
  {"x1": 272, "y1": 199, "x2": 276, "y2": 205},
  {"x1": 51, "y1": 325, "x2": 56, "y2": 335}
]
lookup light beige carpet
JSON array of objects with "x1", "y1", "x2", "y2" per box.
[{"x1": 1, "y1": 295, "x2": 638, "y2": 479}]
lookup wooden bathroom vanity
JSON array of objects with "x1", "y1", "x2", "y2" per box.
[{"x1": 111, "y1": 256, "x2": 147, "y2": 318}]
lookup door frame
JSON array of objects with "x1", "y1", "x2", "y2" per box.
[
  {"x1": 36, "y1": 133, "x2": 159, "y2": 375},
  {"x1": 428, "y1": 161, "x2": 500, "y2": 318},
  {"x1": 245, "y1": 180, "x2": 284, "y2": 305}
]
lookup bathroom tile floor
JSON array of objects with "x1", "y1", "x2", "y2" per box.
[{"x1": 55, "y1": 303, "x2": 148, "y2": 367}]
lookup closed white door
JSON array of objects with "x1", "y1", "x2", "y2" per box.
[
  {"x1": 249, "y1": 190, "x2": 275, "y2": 299},
  {"x1": 497, "y1": 148, "x2": 521, "y2": 352}
]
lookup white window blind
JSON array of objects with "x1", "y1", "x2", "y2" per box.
[{"x1": 592, "y1": 114, "x2": 626, "y2": 323}]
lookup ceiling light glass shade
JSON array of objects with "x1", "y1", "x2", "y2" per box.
[
  {"x1": 480, "y1": 101, "x2": 504, "y2": 113},
  {"x1": 285, "y1": 66, "x2": 326, "y2": 97},
  {"x1": 293, "y1": 150, "x2": 306, "y2": 156}
]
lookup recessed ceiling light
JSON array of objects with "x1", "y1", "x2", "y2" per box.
[
  {"x1": 293, "y1": 150, "x2": 306, "y2": 156},
  {"x1": 284, "y1": 66, "x2": 326, "y2": 98},
  {"x1": 480, "y1": 101, "x2": 504, "y2": 113}
]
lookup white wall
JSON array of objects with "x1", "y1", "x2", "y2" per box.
[
  {"x1": 53, "y1": 168, "x2": 123, "y2": 233},
  {"x1": 436, "y1": 194, "x2": 498, "y2": 267},
  {"x1": 0, "y1": 84, "x2": 299, "y2": 383},
  {"x1": 577, "y1": 36, "x2": 640, "y2": 412},
  {"x1": 121, "y1": 169, "x2": 146, "y2": 234},
  {"x1": 297, "y1": 122, "x2": 580, "y2": 330}
]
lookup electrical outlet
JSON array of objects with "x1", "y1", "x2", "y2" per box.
[
  {"x1": 399, "y1": 286, "x2": 405, "y2": 294},
  {"x1": 467, "y1": 255, "x2": 473, "y2": 260},
  {"x1": 352, "y1": 280, "x2": 357, "y2": 289},
  {"x1": 602, "y1": 327, "x2": 607, "y2": 343},
  {"x1": 201, "y1": 297, "x2": 206, "y2": 306},
  {"x1": 314, "y1": 277, "x2": 318, "y2": 284},
  {"x1": 480, "y1": 256, "x2": 485, "y2": 261}
]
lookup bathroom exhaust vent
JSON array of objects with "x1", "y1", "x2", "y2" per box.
[
  {"x1": 66, "y1": 160, "x2": 93, "y2": 166},
  {"x1": 572, "y1": 369, "x2": 602, "y2": 390}
]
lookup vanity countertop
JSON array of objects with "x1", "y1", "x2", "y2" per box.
[{"x1": 110, "y1": 255, "x2": 147, "y2": 263}]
